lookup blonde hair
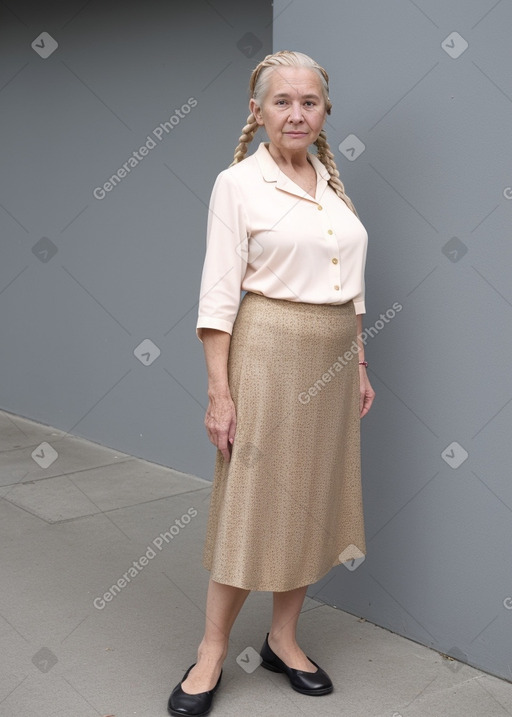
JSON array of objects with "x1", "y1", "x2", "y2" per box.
[{"x1": 230, "y1": 50, "x2": 358, "y2": 216}]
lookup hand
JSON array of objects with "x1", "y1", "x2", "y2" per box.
[
  {"x1": 359, "y1": 366, "x2": 375, "y2": 418},
  {"x1": 205, "y1": 393, "x2": 237, "y2": 462}
]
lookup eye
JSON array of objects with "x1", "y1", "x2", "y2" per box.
[
  {"x1": 276, "y1": 99, "x2": 287, "y2": 106},
  {"x1": 304, "y1": 101, "x2": 316, "y2": 107}
]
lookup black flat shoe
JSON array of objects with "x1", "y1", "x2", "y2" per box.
[
  {"x1": 167, "y1": 663, "x2": 222, "y2": 716},
  {"x1": 260, "y1": 633, "x2": 333, "y2": 695}
]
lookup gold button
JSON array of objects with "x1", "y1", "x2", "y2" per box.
[
  {"x1": 334, "y1": 285, "x2": 340, "y2": 291},
  {"x1": 327, "y1": 229, "x2": 333, "y2": 235},
  {"x1": 317, "y1": 204, "x2": 323, "y2": 211},
  {"x1": 332, "y1": 257, "x2": 338, "y2": 265}
]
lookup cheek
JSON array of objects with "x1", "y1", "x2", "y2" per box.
[
  {"x1": 266, "y1": 109, "x2": 286, "y2": 126},
  {"x1": 308, "y1": 111, "x2": 325, "y2": 127}
]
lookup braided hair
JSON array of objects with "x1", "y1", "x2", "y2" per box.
[{"x1": 230, "y1": 50, "x2": 358, "y2": 216}]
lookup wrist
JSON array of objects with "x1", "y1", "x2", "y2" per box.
[
  {"x1": 208, "y1": 383, "x2": 231, "y2": 399},
  {"x1": 358, "y1": 360, "x2": 368, "y2": 368}
]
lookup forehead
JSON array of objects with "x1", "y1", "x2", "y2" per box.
[{"x1": 266, "y1": 66, "x2": 323, "y2": 96}]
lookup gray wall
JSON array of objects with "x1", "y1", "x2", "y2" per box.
[
  {"x1": 0, "y1": 1, "x2": 271, "y2": 478},
  {"x1": 273, "y1": 0, "x2": 512, "y2": 683}
]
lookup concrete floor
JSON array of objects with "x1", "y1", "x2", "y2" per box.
[{"x1": 0, "y1": 408, "x2": 511, "y2": 717}]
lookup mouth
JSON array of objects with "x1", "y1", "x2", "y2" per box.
[{"x1": 285, "y1": 131, "x2": 308, "y2": 137}]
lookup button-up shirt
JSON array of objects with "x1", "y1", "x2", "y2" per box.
[{"x1": 196, "y1": 142, "x2": 368, "y2": 341}]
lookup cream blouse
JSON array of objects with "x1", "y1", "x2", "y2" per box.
[{"x1": 196, "y1": 142, "x2": 368, "y2": 341}]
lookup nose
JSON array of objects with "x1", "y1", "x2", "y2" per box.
[{"x1": 288, "y1": 101, "x2": 304, "y2": 123}]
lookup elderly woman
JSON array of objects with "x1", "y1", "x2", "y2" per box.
[{"x1": 168, "y1": 50, "x2": 375, "y2": 716}]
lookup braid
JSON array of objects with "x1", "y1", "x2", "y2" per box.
[
  {"x1": 231, "y1": 50, "x2": 359, "y2": 217},
  {"x1": 230, "y1": 112, "x2": 259, "y2": 166},
  {"x1": 315, "y1": 130, "x2": 358, "y2": 217},
  {"x1": 230, "y1": 50, "x2": 318, "y2": 167}
]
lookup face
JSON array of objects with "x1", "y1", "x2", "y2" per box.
[{"x1": 250, "y1": 66, "x2": 327, "y2": 154}]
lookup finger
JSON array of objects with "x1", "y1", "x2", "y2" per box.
[
  {"x1": 206, "y1": 427, "x2": 218, "y2": 446},
  {"x1": 360, "y1": 392, "x2": 373, "y2": 417},
  {"x1": 227, "y1": 414, "x2": 237, "y2": 447},
  {"x1": 217, "y1": 434, "x2": 232, "y2": 462}
]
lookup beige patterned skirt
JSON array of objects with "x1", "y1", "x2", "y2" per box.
[{"x1": 202, "y1": 292, "x2": 366, "y2": 592}]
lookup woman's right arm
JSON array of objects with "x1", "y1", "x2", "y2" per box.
[{"x1": 202, "y1": 328, "x2": 237, "y2": 462}]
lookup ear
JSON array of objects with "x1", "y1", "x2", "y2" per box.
[{"x1": 249, "y1": 98, "x2": 265, "y2": 126}]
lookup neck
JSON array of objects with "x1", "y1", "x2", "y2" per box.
[{"x1": 266, "y1": 142, "x2": 312, "y2": 170}]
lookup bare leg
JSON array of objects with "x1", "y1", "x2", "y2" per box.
[
  {"x1": 267, "y1": 585, "x2": 317, "y2": 672},
  {"x1": 180, "y1": 578, "x2": 250, "y2": 694}
]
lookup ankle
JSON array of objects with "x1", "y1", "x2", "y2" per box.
[
  {"x1": 268, "y1": 631, "x2": 297, "y2": 649},
  {"x1": 197, "y1": 638, "x2": 228, "y2": 663}
]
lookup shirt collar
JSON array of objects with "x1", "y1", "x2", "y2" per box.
[{"x1": 253, "y1": 141, "x2": 330, "y2": 201}]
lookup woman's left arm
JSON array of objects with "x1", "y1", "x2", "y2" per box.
[{"x1": 356, "y1": 313, "x2": 376, "y2": 418}]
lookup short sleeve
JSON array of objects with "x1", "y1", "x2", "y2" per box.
[{"x1": 196, "y1": 170, "x2": 249, "y2": 342}]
